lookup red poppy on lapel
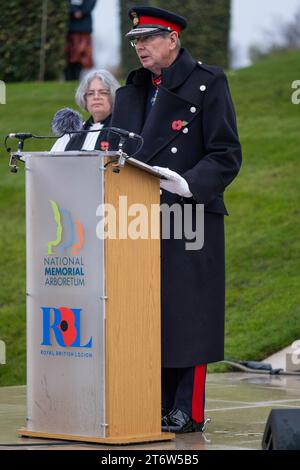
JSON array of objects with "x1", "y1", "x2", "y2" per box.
[
  {"x1": 172, "y1": 120, "x2": 183, "y2": 131},
  {"x1": 100, "y1": 141, "x2": 109, "y2": 151},
  {"x1": 172, "y1": 120, "x2": 188, "y2": 131}
]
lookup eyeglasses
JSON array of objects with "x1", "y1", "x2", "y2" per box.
[
  {"x1": 130, "y1": 32, "x2": 170, "y2": 48},
  {"x1": 85, "y1": 89, "x2": 110, "y2": 98}
]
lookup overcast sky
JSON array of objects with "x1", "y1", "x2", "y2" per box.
[{"x1": 92, "y1": 0, "x2": 300, "y2": 70}]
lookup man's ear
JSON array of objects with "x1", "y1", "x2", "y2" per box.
[{"x1": 169, "y1": 31, "x2": 179, "y2": 50}]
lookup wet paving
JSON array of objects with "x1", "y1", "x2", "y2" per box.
[{"x1": 1, "y1": 372, "x2": 300, "y2": 450}]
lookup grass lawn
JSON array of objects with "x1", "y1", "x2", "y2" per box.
[{"x1": 0, "y1": 51, "x2": 300, "y2": 384}]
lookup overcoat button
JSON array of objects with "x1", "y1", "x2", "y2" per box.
[
  {"x1": 160, "y1": 189, "x2": 163, "y2": 195},
  {"x1": 198, "y1": 61, "x2": 202, "y2": 64},
  {"x1": 200, "y1": 85, "x2": 206, "y2": 91},
  {"x1": 190, "y1": 106, "x2": 196, "y2": 113},
  {"x1": 182, "y1": 128, "x2": 189, "y2": 134},
  {"x1": 171, "y1": 147, "x2": 178, "y2": 154}
]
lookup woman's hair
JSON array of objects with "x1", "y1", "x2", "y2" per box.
[{"x1": 75, "y1": 69, "x2": 120, "y2": 111}]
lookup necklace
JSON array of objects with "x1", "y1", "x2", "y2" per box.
[{"x1": 151, "y1": 74, "x2": 162, "y2": 106}]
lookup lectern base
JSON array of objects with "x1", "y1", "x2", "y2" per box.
[{"x1": 18, "y1": 428, "x2": 175, "y2": 445}]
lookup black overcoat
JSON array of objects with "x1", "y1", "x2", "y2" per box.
[
  {"x1": 69, "y1": 0, "x2": 96, "y2": 34},
  {"x1": 110, "y1": 48, "x2": 242, "y2": 367}
]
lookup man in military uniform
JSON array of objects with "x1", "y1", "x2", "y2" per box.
[{"x1": 110, "y1": 6, "x2": 242, "y2": 433}]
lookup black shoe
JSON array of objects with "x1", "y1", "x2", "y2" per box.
[
  {"x1": 161, "y1": 408, "x2": 204, "y2": 433},
  {"x1": 161, "y1": 408, "x2": 171, "y2": 427}
]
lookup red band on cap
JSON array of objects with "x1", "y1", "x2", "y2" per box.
[{"x1": 138, "y1": 15, "x2": 181, "y2": 35}]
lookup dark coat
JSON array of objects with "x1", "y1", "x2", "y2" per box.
[
  {"x1": 69, "y1": 0, "x2": 97, "y2": 34},
  {"x1": 110, "y1": 48, "x2": 242, "y2": 367},
  {"x1": 65, "y1": 115, "x2": 111, "y2": 151}
]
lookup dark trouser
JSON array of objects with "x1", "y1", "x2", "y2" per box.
[
  {"x1": 162, "y1": 365, "x2": 207, "y2": 423},
  {"x1": 65, "y1": 62, "x2": 82, "y2": 81}
]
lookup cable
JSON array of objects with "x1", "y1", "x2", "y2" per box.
[
  {"x1": 0, "y1": 442, "x2": 81, "y2": 447},
  {"x1": 4, "y1": 135, "x2": 11, "y2": 153},
  {"x1": 0, "y1": 439, "x2": 109, "y2": 447},
  {"x1": 127, "y1": 135, "x2": 144, "y2": 159},
  {"x1": 222, "y1": 359, "x2": 300, "y2": 376},
  {"x1": 104, "y1": 158, "x2": 119, "y2": 168},
  {"x1": 105, "y1": 129, "x2": 144, "y2": 160}
]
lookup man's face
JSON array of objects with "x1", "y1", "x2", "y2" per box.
[{"x1": 133, "y1": 32, "x2": 178, "y2": 75}]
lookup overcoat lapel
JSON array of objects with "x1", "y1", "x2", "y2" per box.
[
  {"x1": 109, "y1": 84, "x2": 147, "y2": 154},
  {"x1": 113, "y1": 85, "x2": 146, "y2": 135},
  {"x1": 118, "y1": 49, "x2": 200, "y2": 163},
  {"x1": 138, "y1": 86, "x2": 201, "y2": 164}
]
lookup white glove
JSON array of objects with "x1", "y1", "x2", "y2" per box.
[{"x1": 153, "y1": 166, "x2": 193, "y2": 198}]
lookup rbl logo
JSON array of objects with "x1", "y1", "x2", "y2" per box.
[{"x1": 41, "y1": 307, "x2": 92, "y2": 348}]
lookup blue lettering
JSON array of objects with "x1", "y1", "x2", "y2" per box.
[{"x1": 41, "y1": 307, "x2": 92, "y2": 348}]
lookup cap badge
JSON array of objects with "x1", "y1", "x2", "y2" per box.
[{"x1": 132, "y1": 12, "x2": 140, "y2": 27}]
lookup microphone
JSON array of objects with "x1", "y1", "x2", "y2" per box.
[
  {"x1": 51, "y1": 107, "x2": 83, "y2": 136},
  {"x1": 109, "y1": 127, "x2": 140, "y2": 139},
  {"x1": 51, "y1": 109, "x2": 139, "y2": 142},
  {"x1": 8, "y1": 133, "x2": 33, "y2": 139}
]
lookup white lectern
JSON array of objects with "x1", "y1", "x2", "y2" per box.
[{"x1": 18, "y1": 151, "x2": 174, "y2": 444}]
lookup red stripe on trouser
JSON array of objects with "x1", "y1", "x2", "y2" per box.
[{"x1": 191, "y1": 365, "x2": 207, "y2": 423}]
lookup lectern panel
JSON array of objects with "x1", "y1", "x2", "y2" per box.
[{"x1": 25, "y1": 155, "x2": 106, "y2": 437}]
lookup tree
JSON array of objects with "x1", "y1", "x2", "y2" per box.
[
  {"x1": 120, "y1": 0, "x2": 150, "y2": 77},
  {"x1": 152, "y1": 0, "x2": 231, "y2": 68},
  {"x1": 120, "y1": 0, "x2": 231, "y2": 76},
  {"x1": 250, "y1": 8, "x2": 300, "y2": 64},
  {"x1": 278, "y1": 8, "x2": 300, "y2": 50},
  {"x1": 0, "y1": 0, "x2": 68, "y2": 82}
]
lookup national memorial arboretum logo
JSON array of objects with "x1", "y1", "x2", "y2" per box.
[{"x1": 44, "y1": 200, "x2": 85, "y2": 287}]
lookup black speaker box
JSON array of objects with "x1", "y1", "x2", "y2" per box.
[{"x1": 262, "y1": 409, "x2": 300, "y2": 450}]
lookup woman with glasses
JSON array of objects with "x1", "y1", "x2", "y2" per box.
[{"x1": 51, "y1": 69, "x2": 120, "y2": 151}]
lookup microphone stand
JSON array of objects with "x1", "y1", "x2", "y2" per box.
[
  {"x1": 5, "y1": 127, "x2": 143, "y2": 174},
  {"x1": 113, "y1": 136, "x2": 128, "y2": 174},
  {"x1": 9, "y1": 137, "x2": 28, "y2": 173}
]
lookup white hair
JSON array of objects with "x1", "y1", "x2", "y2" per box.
[
  {"x1": 75, "y1": 69, "x2": 120, "y2": 111},
  {"x1": 160, "y1": 31, "x2": 181, "y2": 50}
]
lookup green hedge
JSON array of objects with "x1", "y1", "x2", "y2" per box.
[
  {"x1": 153, "y1": 0, "x2": 230, "y2": 69},
  {"x1": 120, "y1": 0, "x2": 230, "y2": 75},
  {"x1": 0, "y1": 0, "x2": 68, "y2": 82},
  {"x1": 120, "y1": 0, "x2": 150, "y2": 77}
]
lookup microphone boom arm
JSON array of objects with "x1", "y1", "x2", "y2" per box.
[{"x1": 5, "y1": 126, "x2": 144, "y2": 173}]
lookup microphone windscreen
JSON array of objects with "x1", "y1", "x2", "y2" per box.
[{"x1": 51, "y1": 108, "x2": 84, "y2": 136}]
